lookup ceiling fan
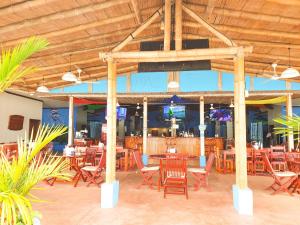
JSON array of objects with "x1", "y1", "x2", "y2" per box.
[{"x1": 75, "y1": 68, "x2": 94, "y2": 84}]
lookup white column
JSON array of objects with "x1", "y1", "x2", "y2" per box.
[
  {"x1": 68, "y1": 96, "x2": 74, "y2": 146},
  {"x1": 142, "y1": 97, "x2": 148, "y2": 165},
  {"x1": 199, "y1": 96, "x2": 206, "y2": 167},
  {"x1": 232, "y1": 50, "x2": 253, "y2": 215},
  {"x1": 286, "y1": 93, "x2": 294, "y2": 152},
  {"x1": 101, "y1": 60, "x2": 119, "y2": 208}
]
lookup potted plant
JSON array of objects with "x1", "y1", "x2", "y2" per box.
[{"x1": 0, "y1": 125, "x2": 71, "y2": 225}]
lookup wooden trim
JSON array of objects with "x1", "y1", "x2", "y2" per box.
[{"x1": 182, "y1": 4, "x2": 236, "y2": 47}]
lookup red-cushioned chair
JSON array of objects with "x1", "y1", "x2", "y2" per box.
[
  {"x1": 133, "y1": 150, "x2": 160, "y2": 190},
  {"x1": 261, "y1": 152, "x2": 297, "y2": 195},
  {"x1": 163, "y1": 157, "x2": 188, "y2": 199},
  {"x1": 81, "y1": 151, "x2": 106, "y2": 187},
  {"x1": 188, "y1": 152, "x2": 215, "y2": 191}
]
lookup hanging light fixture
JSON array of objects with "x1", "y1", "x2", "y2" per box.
[
  {"x1": 136, "y1": 103, "x2": 141, "y2": 110},
  {"x1": 62, "y1": 55, "x2": 77, "y2": 82},
  {"x1": 135, "y1": 111, "x2": 139, "y2": 117},
  {"x1": 117, "y1": 102, "x2": 120, "y2": 107},
  {"x1": 245, "y1": 89, "x2": 249, "y2": 97},
  {"x1": 168, "y1": 72, "x2": 179, "y2": 89},
  {"x1": 210, "y1": 104, "x2": 214, "y2": 110},
  {"x1": 281, "y1": 48, "x2": 300, "y2": 79},
  {"x1": 229, "y1": 100, "x2": 234, "y2": 108},
  {"x1": 36, "y1": 76, "x2": 49, "y2": 93}
]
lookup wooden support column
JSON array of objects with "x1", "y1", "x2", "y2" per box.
[
  {"x1": 143, "y1": 97, "x2": 148, "y2": 155},
  {"x1": 218, "y1": 71, "x2": 222, "y2": 91},
  {"x1": 164, "y1": 0, "x2": 171, "y2": 51},
  {"x1": 175, "y1": 0, "x2": 182, "y2": 50},
  {"x1": 199, "y1": 96, "x2": 206, "y2": 166},
  {"x1": 68, "y1": 96, "x2": 74, "y2": 146},
  {"x1": 233, "y1": 51, "x2": 248, "y2": 189},
  {"x1": 105, "y1": 60, "x2": 117, "y2": 183},
  {"x1": 126, "y1": 73, "x2": 131, "y2": 93},
  {"x1": 286, "y1": 93, "x2": 294, "y2": 152}
]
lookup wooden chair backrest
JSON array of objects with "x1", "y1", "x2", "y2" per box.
[
  {"x1": 97, "y1": 151, "x2": 106, "y2": 169},
  {"x1": 133, "y1": 150, "x2": 144, "y2": 171},
  {"x1": 165, "y1": 157, "x2": 187, "y2": 179},
  {"x1": 271, "y1": 145, "x2": 286, "y2": 153},
  {"x1": 205, "y1": 152, "x2": 215, "y2": 173},
  {"x1": 261, "y1": 152, "x2": 275, "y2": 175},
  {"x1": 86, "y1": 147, "x2": 96, "y2": 164}
]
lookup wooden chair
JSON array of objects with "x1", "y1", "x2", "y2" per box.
[
  {"x1": 188, "y1": 152, "x2": 215, "y2": 191},
  {"x1": 133, "y1": 150, "x2": 160, "y2": 190},
  {"x1": 223, "y1": 149, "x2": 235, "y2": 173},
  {"x1": 163, "y1": 157, "x2": 188, "y2": 199},
  {"x1": 215, "y1": 147, "x2": 223, "y2": 173},
  {"x1": 247, "y1": 147, "x2": 254, "y2": 175},
  {"x1": 270, "y1": 146, "x2": 287, "y2": 171},
  {"x1": 253, "y1": 151, "x2": 265, "y2": 175},
  {"x1": 81, "y1": 151, "x2": 106, "y2": 187},
  {"x1": 2, "y1": 143, "x2": 18, "y2": 161},
  {"x1": 85, "y1": 147, "x2": 96, "y2": 166},
  {"x1": 261, "y1": 152, "x2": 297, "y2": 195}
]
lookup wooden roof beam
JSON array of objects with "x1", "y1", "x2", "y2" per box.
[
  {"x1": 182, "y1": 4, "x2": 237, "y2": 47},
  {"x1": 184, "y1": 21, "x2": 300, "y2": 40},
  {"x1": 130, "y1": 0, "x2": 142, "y2": 24},
  {"x1": 112, "y1": 7, "x2": 163, "y2": 52},
  {"x1": 100, "y1": 46, "x2": 253, "y2": 63},
  {"x1": 205, "y1": 0, "x2": 217, "y2": 19},
  {"x1": 184, "y1": 33, "x2": 300, "y2": 50}
]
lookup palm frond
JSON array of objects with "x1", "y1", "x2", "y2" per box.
[
  {"x1": 0, "y1": 125, "x2": 71, "y2": 225},
  {"x1": 0, "y1": 36, "x2": 48, "y2": 92}
]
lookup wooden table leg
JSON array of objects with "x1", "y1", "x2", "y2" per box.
[
  {"x1": 223, "y1": 152, "x2": 227, "y2": 174},
  {"x1": 124, "y1": 148, "x2": 128, "y2": 171}
]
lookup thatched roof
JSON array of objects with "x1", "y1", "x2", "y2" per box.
[{"x1": 2, "y1": 0, "x2": 300, "y2": 92}]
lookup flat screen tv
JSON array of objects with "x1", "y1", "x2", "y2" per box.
[
  {"x1": 163, "y1": 105, "x2": 185, "y2": 119},
  {"x1": 117, "y1": 107, "x2": 127, "y2": 120},
  {"x1": 209, "y1": 109, "x2": 232, "y2": 122},
  {"x1": 106, "y1": 107, "x2": 127, "y2": 120}
]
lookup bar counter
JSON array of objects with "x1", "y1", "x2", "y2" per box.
[{"x1": 125, "y1": 136, "x2": 224, "y2": 156}]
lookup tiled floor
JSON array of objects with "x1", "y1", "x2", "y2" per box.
[{"x1": 32, "y1": 171, "x2": 300, "y2": 225}]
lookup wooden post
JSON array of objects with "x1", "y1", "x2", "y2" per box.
[
  {"x1": 286, "y1": 93, "x2": 294, "y2": 152},
  {"x1": 175, "y1": 0, "x2": 182, "y2": 50},
  {"x1": 143, "y1": 97, "x2": 148, "y2": 155},
  {"x1": 126, "y1": 73, "x2": 131, "y2": 93},
  {"x1": 233, "y1": 50, "x2": 248, "y2": 189},
  {"x1": 68, "y1": 96, "x2": 74, "y2": 146},
  {"x1": 164, "y1": 0, "x2": 171, "y2": 51},
  {"x1": 199, "y1": 96, "x2": 206, "y2": 166},
  {"x1": 218, "y1": 71, "x2": 222, "y2": 91},
  {"x1": 105, "y1": 60, "x2": 117, "y2": 183}
]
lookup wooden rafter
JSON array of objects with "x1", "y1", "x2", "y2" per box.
[
  {"x1": 182, "y1": 4, "x2": 237, "y2": 47},
  {"x1": 130, "y1": 0, "x2": 142, "y2": 24},
  {"x1": 112, "y1": 7, "x2": 163, "y2": 52}
]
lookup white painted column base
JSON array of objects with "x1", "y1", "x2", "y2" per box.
[
  {"x1": 232, "y1": 184, "x2": 253, "y2": 215},
  {"x1": 101, "y1": 180, "x2": 119, "y2": 208}
]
